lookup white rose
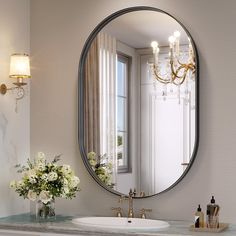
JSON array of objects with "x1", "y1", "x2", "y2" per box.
[
  {"x1": 41, "y1": 173, "x2": 48, "y2": 181},
  {"x1": 47, "y1": 163, "x2": 52, "y2": 168},
  {"x1": 61, "y1": 165, "x2": 72, "y2": 176},
  {"x1": 69, "y1": 176, "x2": 80, "y2": 188},
  {"x1": 36, "y1": 152, "x2": 46, "y2": 163},
  {"x1": 88, "y1": 152, "x2": 96, "y2": 160},
  {"x1": 39, "y1": 190, "x2": 52, "y2": 204},
  {"x1": 48, "y1": 172, "x2": 58, "y2": 181},
  {"x1": 25, "y1": 169, "x2": 37, "y2": 183},
  {"x1": 27, "y1": 190, "x2": 37, "y2": 201},
  {"x1": 35, "y1": 152, "x2": 46, "y2": 171},
  {"x1": 10, "y1": 180, "x2": 17, "y2": 189},
  {"x1": 35, "y1": 162, "x2": 45, "y2": 171}
]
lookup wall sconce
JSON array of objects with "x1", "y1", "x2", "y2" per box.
[{"x1": 0, "y1": 53, "x2": 31, "y2": 111}]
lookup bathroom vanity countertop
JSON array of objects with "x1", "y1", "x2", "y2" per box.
[{"x1": 0, "y1": 214, "x2": 235, "y2": 236}]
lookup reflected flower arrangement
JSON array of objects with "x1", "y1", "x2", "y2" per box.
[{"x1": 87, "y1": 152, "x2": 114, "y2": 188}]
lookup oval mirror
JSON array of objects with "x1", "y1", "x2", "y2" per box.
[{"x1": 79, "y1": 7, "x2": 199, "y2": 198}]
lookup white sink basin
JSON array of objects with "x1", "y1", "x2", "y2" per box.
[{"x1": 72, "y1": 217, "x2": 169, "y2": 230}]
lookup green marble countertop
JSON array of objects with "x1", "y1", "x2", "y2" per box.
[{"x1": 0, "y1": 214, "x2": 235, "y2": 236}]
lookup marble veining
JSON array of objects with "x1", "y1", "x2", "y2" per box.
[
  {"x1": 0, "y1": 113, "x2": 7, "y2": 143},
  {"x1": 0, "y1": 214, "x2": 235, "y2": 236}
]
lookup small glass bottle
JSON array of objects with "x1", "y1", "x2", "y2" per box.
[
  {"x1": 195, "y1": 204, "x2": 204, "y2": 228},
  {"x1": 206, "y1": 196, "x2": 219, "y2": 228}
]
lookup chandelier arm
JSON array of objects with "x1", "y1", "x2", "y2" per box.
[
  {"x1": 177, "y1": 59, "x2": 190, "y2": 67},
  {"x1": 173, "y1": 77, "x2": 185, "y2": 85},
  {"x1": 172, "y1": 67, "x2": 189, "y2": 85},
  {"x1": 172, "y1": 62, "x2": 196, "y2": 81},
  {"x1": 189, "y1": 63, "x2": 196, "y2": 71},
  {"x1": 178, "y1": 60, "x2": 196, "y2": 73},
  {"x1": 171, "y1": 61, "x2": 187, "y2": 80},
  {"x1": 153, "y1": 66, "x2": 171, "y2": 84},
  {"x1": 151, "y1": 59, "x2": 196, "y2": 86},
  {"x1": 177, "y1": 59, "x2": 185, "y2": 66}
]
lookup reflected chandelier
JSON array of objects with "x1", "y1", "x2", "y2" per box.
[{"x1": 150, "y1": 31, "x2": 196, "y2": 85}]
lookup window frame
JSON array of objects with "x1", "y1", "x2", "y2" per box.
[{"x1": 116, "y1": 53, "x2": 132, "y2": 173}]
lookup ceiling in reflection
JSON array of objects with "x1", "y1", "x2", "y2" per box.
[{"x1": 103, "y1": 11, "x2": 188, "y2": 48}]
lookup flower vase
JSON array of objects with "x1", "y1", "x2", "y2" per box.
[{"x1": 36, "y1": 200, "x2": 56, "y2": 220}]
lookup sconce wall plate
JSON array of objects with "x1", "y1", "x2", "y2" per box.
[{"x1": 0, "y1": 84, "x2": 7, "y2": 95}]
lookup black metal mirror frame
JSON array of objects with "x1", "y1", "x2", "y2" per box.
[{"x1": 78, "y1": 6, "x2": 199, "y2": 198}]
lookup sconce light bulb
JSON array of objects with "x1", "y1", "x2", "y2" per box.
[
  {"x1": 151, "y1": 41, "x2": 158, "y2": 49},
  {"x1": 174, "y1": 31, "x2": 181, "y2": 38}
]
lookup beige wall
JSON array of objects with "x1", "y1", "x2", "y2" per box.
[
  {"x1": 30, "y1": 0, "x2": 236, "y2": 223},
  {"x1": 0, "y1": 0, "x2": 30, "y2": 217}
]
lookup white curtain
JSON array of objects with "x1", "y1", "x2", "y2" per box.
[{"x1": 98, "y1": 32, "x2": 117, "y2": 187}]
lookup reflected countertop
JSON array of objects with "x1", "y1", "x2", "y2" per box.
[{"x1": 0, "y1": 214, "x2": 235, "y2": 236}]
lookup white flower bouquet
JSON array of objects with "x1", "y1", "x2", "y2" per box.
[{"x1": 10, "y1": 152, "x2": 80, "y2": 218}]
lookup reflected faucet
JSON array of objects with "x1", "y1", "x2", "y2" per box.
[
  {"x1": 119, "y1": 188, "x2": 136, "y2": 218},
  {"x1": 128, "y1": 189, "x2": 135, "y2": 218}
]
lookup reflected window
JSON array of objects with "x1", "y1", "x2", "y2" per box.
[{"x1": 116, "y1": 54, "x2": 130, "y2": 173}]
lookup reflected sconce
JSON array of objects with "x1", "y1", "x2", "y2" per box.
[{"x1": 0, "y1": 53, "x2": 31, "y2": 110}]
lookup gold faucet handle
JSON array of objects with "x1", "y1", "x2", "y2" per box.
[
  {"x1": 140, "y1": 208, "x2": 152, "y2": 219},
  {"x1": 111, "y1": 207, "x2": 123, "y2": 217},
  {"x1": 140, "y1": 191, "x2": 146, "y2": 197}
]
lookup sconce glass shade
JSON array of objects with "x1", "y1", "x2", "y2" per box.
[{"x1": 9, "y1": 53, "x2": 31, "y2": 79}]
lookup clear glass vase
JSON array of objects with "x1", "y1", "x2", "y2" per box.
[{"x1": 36, "y1": 199, "x2": 56, "y2": 220}]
